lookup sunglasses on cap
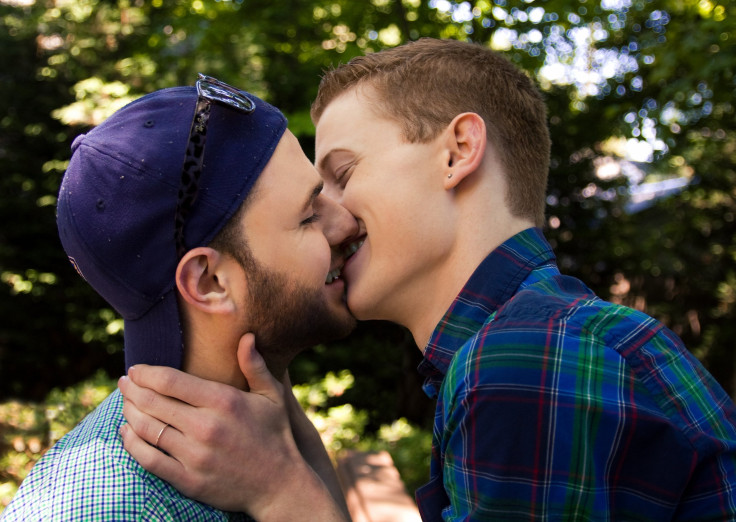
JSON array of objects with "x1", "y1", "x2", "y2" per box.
[{"x1": 174, "y1": 74, "x2": 256, "y2": 258}]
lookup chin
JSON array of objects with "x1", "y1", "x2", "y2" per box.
[
  {"x1": 345, "y1": 293, "x2": 378, "y2": 323},
  {"x1": 328, "y1": 303, "x2": 358, "y2": 338}
]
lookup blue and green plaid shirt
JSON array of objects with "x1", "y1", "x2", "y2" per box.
[
  {"x1": 416, "y1": 227, "x2": 736, "y2": 521},
  {"x1": 2, "y1": 389, "x2": 249, "y2": 521}
]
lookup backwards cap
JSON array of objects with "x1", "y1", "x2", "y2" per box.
[{"x1": 57, "y1": 79, "x2": 287, "y2": 371}]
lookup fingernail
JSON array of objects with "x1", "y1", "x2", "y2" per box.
[
  {"x1": 128, "y1": 365, "x2": 137, "y2": 376},
  {"x1": 119, "y1": 425, "x2": 127, "y2": 436}
]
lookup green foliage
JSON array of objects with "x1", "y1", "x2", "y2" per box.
[
  {"x1": 0, "y1": 371, "x2": 116, "y2": 511},
  {"x1": 291, "y1": 321, "x2": 434, "y2": 431},
  {"x1": 293, "y1": 368, "x2": 432, "y2": 494},
  {"x1": 359, "y1": 418, "x2": 433, "y2": 495},
  {"x1": 43, "y1": 371, "x2": 117, "y2": 445},
  {"x1": 294, "y1": 369, "x2": 370, "y2": 453}
]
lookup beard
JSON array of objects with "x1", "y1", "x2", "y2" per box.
[{"x1": 239, "y1": 250, "x2": 356, "y2": 375}]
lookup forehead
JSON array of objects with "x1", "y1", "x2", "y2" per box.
[
  {"x1": 316, "y1": 86, "x2": 385, "y2": 130},
  {"x1": 246, "y1": 130, "x2": 320, "y2": 214},
  {"x1": 315, "y1": 88, "x2": 399, "y2": 165}
]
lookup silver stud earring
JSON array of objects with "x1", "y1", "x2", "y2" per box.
[{"x1": 447, "y1": 173, "x2": 453, "y2": 179}]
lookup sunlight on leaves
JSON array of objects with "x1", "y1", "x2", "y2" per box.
[
  {"x1": 378, "y1": 24, "x2": 402, "y2": 46},
  {"x1": 52, "y1": 78, "x2": 137, "y2": 126}
]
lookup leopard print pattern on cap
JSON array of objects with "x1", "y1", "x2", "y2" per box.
[{"x1": 174, "y1": 98, "x2": 211, "y2": 258}]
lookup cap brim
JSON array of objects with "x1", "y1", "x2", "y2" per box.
[{"x1": 123, "y1": 288, "x2": 183, "y2": 372}]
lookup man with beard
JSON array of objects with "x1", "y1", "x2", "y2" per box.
[{"x1": 1, "y1": 75, "x2": 360, "y2": 521}]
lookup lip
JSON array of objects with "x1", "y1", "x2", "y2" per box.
[
  {"x1": 325, "y1": 229, "x2": 366, "y2": 298},
  {"x1": 332, "y1": 234, "x2": 365, "y2": 274},
  {"x1": 324, "y1": 276, "x2": 348, "y2": 309},
  {"x1": 341, "y1": 236, "x2": 365, "y2": 283},
  {"x1": 325, "y1": 276, "x2": 344, "y2": 291}
]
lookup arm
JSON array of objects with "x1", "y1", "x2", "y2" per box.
[{"x1": 118, "y1": 334, "x2": 349, "y2": 521}]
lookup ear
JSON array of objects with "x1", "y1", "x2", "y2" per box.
[
  {"x1": 442, "y1": 112, "x2": 487, "y2": 190},
  {"x1": 176, "y1": 247, "x2": 237, "y2": 315}
]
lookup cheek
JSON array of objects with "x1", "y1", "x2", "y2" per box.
[
  {"x1": 369, "y1": 185, "x2": 421, "y2": 235},
  {"x1": 251, "y1": 230, "x2": 329, "y2": 281},
  {"x1": 367, "y1": 191, "x2": 449, "y2": 271},
  {"x1": 287, "y1": 235, "x2": 331, "y2": 281},
  {"x1": 342, "y1": 163, "x2": 383, "y2": 208}
]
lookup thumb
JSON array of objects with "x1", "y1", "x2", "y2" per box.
[{"x1": 236, "y1": 333, "x2": 282, "y2": 402}]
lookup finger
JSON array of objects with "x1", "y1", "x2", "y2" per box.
[
  {"x1": 118, "y1": 375, "x2": 192, "y2": 432},
  {"x1": 122, "y1": 391, "x2": 183, "y2": 452},
  {"x1": 119, "y1": 423, "x2": 185, "y2": 482},
  {"x1": 126, "y1": 364, "x2": 228, "y2": 408},
  {"x1": 237, "y1": 333, "x2": 283, "y2": 402}
]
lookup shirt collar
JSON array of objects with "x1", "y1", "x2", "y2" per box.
[{"x1": 418, "y1": 227, "x2": 558, "y2": 394}]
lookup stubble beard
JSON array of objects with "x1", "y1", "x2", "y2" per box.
[{"x1": 241, "y1": 252, "x2": 356, "y2": 377}]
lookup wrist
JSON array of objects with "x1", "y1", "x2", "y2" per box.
[{"x1": 250, "y1": 459, "x2": 346, "y2": 521}]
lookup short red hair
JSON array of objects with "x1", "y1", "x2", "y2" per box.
[{"x1": 312, "y1": 38, "x2": 550, "y2": 227}]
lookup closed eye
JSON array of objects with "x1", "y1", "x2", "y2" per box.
[
  {"x1": 301, "y1": 212, "x2": 321, "y2": 226},
  {"x1": 300, "y1": 181, "x2": 324, "y2": 226},
  {"x1": 335, "y1": 164, "x2": 355, "y2": 187}
]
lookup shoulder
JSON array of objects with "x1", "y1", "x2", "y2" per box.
[
  {"x1": 2, "y1": 390, "x2": 124, "y2": 518},
  {"x1": 476, "y1": 273, "x2": 680, "y2": 359},
  {"x1": 446, "y1": 275, "x2": 605, "y2": 377},
  {"x1": 3, "y1": 390, "x2": 233, "y2": 520},
  {"x1": 139, "y1": 491, "x2": 241, "y2": 521},
  {"x1": 442, "y1": 274, "x2": 689, "y2": 407},
  {"x1": 448, "y1": 274, "x2": 736, "y2": 443}
]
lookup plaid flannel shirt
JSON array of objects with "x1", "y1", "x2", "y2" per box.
[
  {"x1": 416, "y1": 227, "x2": 736, "y2": 521},
  {"x1": 2, "y1": 389, "x2": 250, "y2": 521}
]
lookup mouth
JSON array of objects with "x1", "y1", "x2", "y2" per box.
[{"x1": 325, "y1": 237, "x2": 365, "y2": 284}]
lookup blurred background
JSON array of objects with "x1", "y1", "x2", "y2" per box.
[{"x1": 1, "y1": 0, "x2": 734, "y2": 508}]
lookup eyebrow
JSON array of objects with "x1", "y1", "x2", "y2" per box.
[
  {"x1": 302, "y1": 181, "x2": 324, "y2": 213},
  {"x1": 316, "y1": 148, "x2": 347, "y2": 174}
]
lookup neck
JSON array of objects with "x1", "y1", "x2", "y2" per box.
[
  {"x1": 400, "y1": 164, "x2": 535, "y2": 349},
  {"x1": 179, "y1": 306, "x2": 248, "y2": 390},
  {"x1": 181, "y1": 305, "x2": 303, "y2": 390},
  {"x1": 182, "y1": 322, "x2": 247, "y2": 390},
  {"x1": 404, "y1": 219, "x2": 533, "y2": 351}
]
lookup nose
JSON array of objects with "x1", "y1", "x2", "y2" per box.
[{"x1": 317, "y1": 194, "x2": 359, "y2": 247}]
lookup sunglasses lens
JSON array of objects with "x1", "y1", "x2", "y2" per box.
[{"x1": 196, "y1": 74, "x2": 255, "y2": 114}]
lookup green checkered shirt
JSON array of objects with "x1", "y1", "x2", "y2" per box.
[{"x1": 2, "y1": 389, "x2": 250, "y2": 521}]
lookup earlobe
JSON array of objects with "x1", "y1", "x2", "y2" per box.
[
  {"x1": 443, "y1": 112, "x2": 487, "y2": 190},
  {"x1": 176, "y1": 248, "x2": 236, "y2": 314}
]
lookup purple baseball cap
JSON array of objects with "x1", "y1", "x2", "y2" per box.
[{"x1": 57, "y1": 80, "x2": 287, "y2": 372}]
